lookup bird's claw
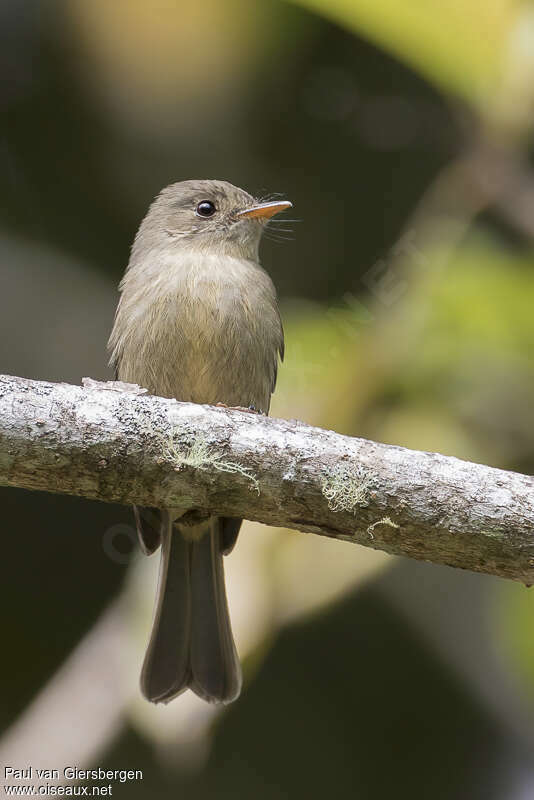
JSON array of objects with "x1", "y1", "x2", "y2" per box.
[{"x1": 215, "y1": 402, "x2": 263, "y2": 414}]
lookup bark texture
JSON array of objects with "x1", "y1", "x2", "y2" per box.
[{"x1": 0, "y1": 373, "x2": 533, "y2": 583}]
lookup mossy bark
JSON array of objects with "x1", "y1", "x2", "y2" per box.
[{"x1": 1, "y1": 373, "x2": 533, "y2": 583}]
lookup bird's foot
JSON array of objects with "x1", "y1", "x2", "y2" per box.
[
  {"x1": 246, "y1": 405, "x2": 264, "y2": 414},
  {"x1": 215, "y1": 402, "x2": 264, "y2": 414}
]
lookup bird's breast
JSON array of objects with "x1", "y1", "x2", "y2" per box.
[{"x1": 112, "y1": 253, "x2": 282, "y2": 411}]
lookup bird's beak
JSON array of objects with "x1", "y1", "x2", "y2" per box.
[{"x1": 237, "y1": 200, "x2": 292, "y2": 220}]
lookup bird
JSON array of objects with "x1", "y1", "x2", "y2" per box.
[{"x1": 108, "y1": 179, "x2": 291, "y2": 704}]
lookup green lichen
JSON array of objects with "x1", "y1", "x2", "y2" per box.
[
  {"x1": 161, "y1": 430, "x2": 260, "y2": 494},
  {"x1": 367, "y1": 516, "x2": 400, "y2": 539},
  {"x1": 321, "y1": 463, "x2": 373, "y2": 513}
]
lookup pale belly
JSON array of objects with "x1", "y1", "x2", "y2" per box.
[{"x1": 115, "y1": 276, "x2": 282, "y2": 413}]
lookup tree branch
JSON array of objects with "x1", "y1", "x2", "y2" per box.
[{"x1": 1, "y1": 373, "x2": 533, "y2": 583}]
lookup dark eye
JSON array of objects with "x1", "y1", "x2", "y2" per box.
[{"x1": 196, "y1": 200, "x2": 216, "y2": 217}]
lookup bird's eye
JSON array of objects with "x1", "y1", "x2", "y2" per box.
[{"x1": 196, "y1": 201, "x2": 216, "y2": 217}]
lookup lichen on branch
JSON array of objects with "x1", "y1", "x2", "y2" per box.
[{"x1": 0, "y1": 373, "x2": 533, "y2": 585}]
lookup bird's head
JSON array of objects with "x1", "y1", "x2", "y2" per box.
[{"x1": 134, "y1": 179, "x2": 292, "y2": 261}]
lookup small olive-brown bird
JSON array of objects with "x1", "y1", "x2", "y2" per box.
[{"x1": 108, "y1": 180, "x2": 290, "y2": 704}]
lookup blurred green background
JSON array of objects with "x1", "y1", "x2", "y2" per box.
[{"x1": 2, "y1": 0, "x2": 534, "y2": 797}]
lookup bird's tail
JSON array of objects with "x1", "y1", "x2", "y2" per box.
[{"x1": 140, "y1": 512, "x2": 242, "y2": 704}]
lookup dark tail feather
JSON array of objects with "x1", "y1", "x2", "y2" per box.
[
  {"x1": 140, "y1": 515, "x2": 241, "y2": 705},
  {"x1": 189, "y1": 520, "x2": 242, "y2": 703},
  {"x1": 140, "y1": 512, "x2": 191, "y2": 703},
  {"x1": 133, "y1": 506, "x2": 162, "y2": 555}
]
